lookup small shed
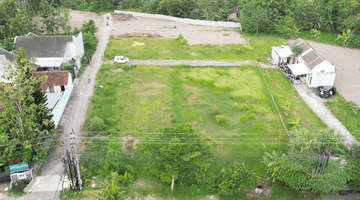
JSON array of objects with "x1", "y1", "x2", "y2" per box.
[{"x1": 271, "y1": 46, "x2": 295, "y2": 65}]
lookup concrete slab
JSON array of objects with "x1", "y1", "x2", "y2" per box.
[
  {"x1": 293, "y1": 84, "x2": 358, "y2": 146},
  {"x1": 24, "y1": 176, "x2": 62, "y2": 192}
]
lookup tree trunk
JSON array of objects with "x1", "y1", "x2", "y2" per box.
[{"x1": 171, "y1": 175, "x2": 175, "y2": 191}]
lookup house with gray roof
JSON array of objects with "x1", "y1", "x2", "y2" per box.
[
  {"x1": 13, "y1": 32, "x2": 84, "y2": 76},
  {"x1": 272, "y1": 38, "x2": 336, "y2": 87},
  {"x1": 0, "y1": 48, "x2": 16, "y2": 84}
]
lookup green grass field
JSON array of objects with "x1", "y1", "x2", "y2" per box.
[
  {"x1": 81, "y1": 63, "x2": 325, "y2": 199},
  {"x1": 103, "y1": 31, "x2": 288, "y2": 63}
]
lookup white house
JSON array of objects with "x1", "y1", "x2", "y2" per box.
[
  {"x1": 271, "y1": 46, "x2": 296, "y2": 65},
  {"x1": 33, "y1": 71, "x2": 73, "y2": 128},
  {"x1": 272, "y1": 38, "x2": 336, "y2": 87},
  {"x1": 13, "y1": 32, "x2": 85, "y2": 76}
]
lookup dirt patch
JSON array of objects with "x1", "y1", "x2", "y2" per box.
[
  {"x1": 121, "y1": 135, "x2": 139, "y2": 152},
  {"x1": 113, "y1": 32, "x2": 164, "y2": 40},
  {"x1": 113, "y1": 13, "x2": 136, "y2": 21},
  {"x1": 112, "y1": 68, "x2": 124, "y2": 72},
  {"x1": 190, "y1": 52, "x2": 198, "y2": 56},
  {"x1": 160, "y1": 49, "x2": 171, "y2": 54},
  {"x1": 201, "y1": 195, "x2": 221, "y2": 200},
  {"x1": 111, "y1": 16, "x2": 246, "y2": 45},
  {"x1": 144, "y1": 82, "x2": 168, "y2": 88},
  {"x1": 68, "y1": 10, "x2": 104, "y2": 38}
]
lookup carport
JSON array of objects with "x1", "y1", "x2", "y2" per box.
[{"x1": 288, "y1": 63, "x2": 312, "y2": 83}]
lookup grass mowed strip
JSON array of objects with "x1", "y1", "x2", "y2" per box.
[{"x1": 104, "y1": 32, "x2": 288, "y2": 62}]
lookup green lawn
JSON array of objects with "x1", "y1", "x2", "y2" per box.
[
  {"x1": 103, "y1": 31, "x2": 288, "y2": 62},
  {"x1": 325, "y1": 94, "x2": 360, "y2": 140},
  {"x1": 81, "y1": 63, "x2": 325, "y2": 199}
]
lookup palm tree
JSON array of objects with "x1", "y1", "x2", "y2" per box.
[{"x1": 84, "y1": 172, "x2": 125, "y2": 200}]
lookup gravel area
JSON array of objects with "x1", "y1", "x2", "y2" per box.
[{"x1": 111, "y1": 16, "x2": 246, "y2": 45}]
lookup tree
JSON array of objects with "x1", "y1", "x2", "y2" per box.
[
  {"x1": 137, "y1": 124, "x2": 212, "y2": 191},
  {"x1": 81, "y1": 19, "x2": 98, "y2": 35},
  {"x1": 262, "y1": 150, "x2": 285, "y2": 183},
  {"x1": 292, "y1": 45, "x2": 303, "y2": 56},
  {"x1": 38, "y1": 0, "x2": 70, "y2": 35},
  {"x1": 240, "y1": 0, "x2": 270, "y2": 33},
  {"x1": 277, "y1": 152, "x2": 348, "y2": 196},
  {"x1": 287, "y1": 23, "x2": 301, "y2": 39},
  {"x1": 210, "y1": 162, "x2": 259, "y2": 196},
  {"x1": 0, "y1": 48, "x2": 59, "y2": 165}
]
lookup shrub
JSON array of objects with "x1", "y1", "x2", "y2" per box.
[
  {"x1": 235, "y1": 47, "x2": 244, "y2": 54},
  {"x1": 292, "y1": 45, "x2": 302, "y2": 55},
  {"x1": 346, "y1": 159, "x2": 360, "y2": 190},
  {"x1": 210, "y1": 163, "x2": 259, "y2": 196},
  {"x1": 216, "y1": 69, "x2": 226, "y2": 75},
  {"x1": 176, "y1": 34, "x2": 188, "y2": 44},
  {"x1": 216, "y1": 45, "x2": 231, "y2": 53},
  {"x1": 89, "y1": 117, "x2": 105, "y2": 131},
  {"x1": 215, "y1": 115, "x2": 228, "y2": 124},
  {"x1": 11, "y1": 181, "x2": 28, "y2": 193},
  {"x1": 212, "y1": 107, "x2": 222, "y2": 116},
  {"x1": 241, "y1": 114, "x2": 256, "y2": 121}
]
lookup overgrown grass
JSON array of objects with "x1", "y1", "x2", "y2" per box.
[
  {"x1": 81, "y1": 64, "x2": 326, "y2": 199},
  {"x1": 325, "y1": 93, "x2": 360, "y2": 140},
  {"x1": 103, "y1": 33, "x2": 288, "y2": 62}
]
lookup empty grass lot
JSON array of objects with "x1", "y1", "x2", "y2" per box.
[
  {"x1": 103, "y1": 31, "x2": 288, "y2": 62},
  {"x1": 82, "y1": 63, "x2": 326, "y2": 199}
]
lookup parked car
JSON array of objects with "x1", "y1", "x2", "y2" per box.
[
  {"x1": 318, "y1": 86, "x2": 336, "y2": 98},
  {"x1": 287, "y1": 74, "x2": 301, "y2": 85},
  {"x1": 113, "y1": 56, "x2": 129, "y2": 64}
]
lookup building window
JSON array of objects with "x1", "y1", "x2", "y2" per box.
[{"x1": 61, "y1": 85, "x2": 65, "y2": 92}]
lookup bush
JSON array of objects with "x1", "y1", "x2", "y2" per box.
[
  {"x1": 215, "y1": 115, "x2": 228, "y2": 124},
  {"x1": 241, "y1": 114, "x2": 256, "y2": 121},
  {"x1": 212, "y1": 107, "x2": 222, "y2": 116},
  {"x1": 235, "y1": 47, "x2": 244, "y2": 54},
  {"x1": 89, "y1": 117, "x2": 105, "y2": 131},
  {"x1": 210, "y1": 162, "x2": 259, "y2": 196},
  {"x1": 11, "y1": 181, "x2": 28, "y2": 193},
  {"x1": 346, "y1": 159, "x2": 360, "y2": 190},
  {"x1": 176, "y1": 34, "x2": 188, "y2": 44},
  {"x1": 292, "y1": 45, "x2": 302, "y2": 55},
  {"x1": 216, "y1": 45, "x2": 231, "y2": 53}
]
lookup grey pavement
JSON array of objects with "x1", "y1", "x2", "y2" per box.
[
  {"x1": 129, "y1": 59, "x2": 256, "y2": 66},
  {"x1": 293, "y1": 83, "x2": 358, "y2": 146}
]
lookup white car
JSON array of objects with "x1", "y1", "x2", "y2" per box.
[{"x1": 113, "y1": 56, "x2": 130, "y2": 64}]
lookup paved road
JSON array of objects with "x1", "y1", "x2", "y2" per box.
[{"x1": 293, "y1": 84, "x2": 358, "y2": 146}]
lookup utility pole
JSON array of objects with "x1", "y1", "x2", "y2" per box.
[
  {"x1": 66, "y1": 149, "x2": 76, "y2": 190},
  {"x1": 70, "y1": 129, "x2": 82, "y2": 191}
]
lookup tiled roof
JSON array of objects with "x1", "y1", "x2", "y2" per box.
[
  {"x1": 289, "y1": 38, "x2": 303, "y2": 49},
  {"x1": 302, "y1": 50, "x2": 321, "y2": 67},
  {"x1": 34, "y1": 71, "x2": 69, "y2": 92},
  {"x1": 307, "y1": 57, "x2": 325, "y2": 70},
  {"x1": 14, "y1": 35, "x2": 73, "y2": 58},
  {"x1": 298, "y1": 42, "x2": 310, "y2": 55},
  {"x1": 0, "y1": 48, "x2": 16, "y2": 62}
]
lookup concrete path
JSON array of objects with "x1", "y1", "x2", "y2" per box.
[
  {"x1": 129, "y1": 59, "x2": 256, "y2": 66},
  {"x1": 293, "y1": 84, "x2": 358, "y2": 146}
]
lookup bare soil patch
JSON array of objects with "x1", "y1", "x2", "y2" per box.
[
  {"x1": 111, "y1": 16, "x2": 246, "y2": 45},
  {"x1": 113, "y1": 13, "x2": 136, "y2": 21},
  {"x1": 144, "y1": 82, "x2": 168, "y2": 88},
  {"x1": 113, "y1": 32, "x2": 164, "y2": 40},
  {"x1": 68, "y1": 10, "x2": 104, "y2": 38}
]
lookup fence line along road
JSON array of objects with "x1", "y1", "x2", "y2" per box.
[{"x1": 114, "y1": 10, "x2": 242, "y2": 30}]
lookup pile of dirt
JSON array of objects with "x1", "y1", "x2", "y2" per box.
[
  {"x1": 113, "y1": 13, "x2": 136, "y2": 21},
  {"x1": 113, "y1": 32, "x2": 164, "y2": 40}
]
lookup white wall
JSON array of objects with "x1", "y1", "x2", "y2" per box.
[
  {"x1": 51, "y1": 83, "x2": 73, "y2": 128},
  {"x1": 307, "y1": 61, "x2": 336, "y2": 87},
  {"x1": 114, "y1": 10, "x2": 242, "y2": 29},
  {"x1": 271, "y1": 48, "x2": 279, "y2": 64},
  {"x1": 72, "y1": 32, "x2": 85, "y2": 59}
]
